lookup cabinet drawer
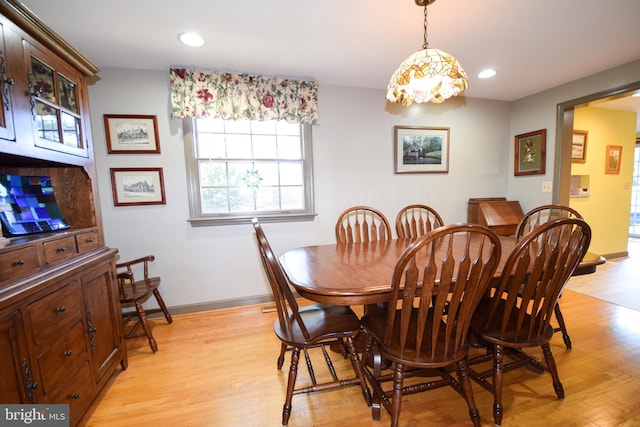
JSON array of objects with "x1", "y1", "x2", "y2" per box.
[
  {"x1": 0, "y1": 246, "x2": 40, "y2": 281},
  {"x1": 28, "y1": 280, "x2": 84, "y2": 348},
  {"x1": 76, "y1": 230, "x2": 100, "y2": 253},
  {"x1": 43, "y1": 236, "x2": 78, "y2": 265},
  {"x1": 42, "y1": 359, "x2": 93, "y2": 423},
  {"x1": 38, "y1": 322, "x2": 89, "y2": 393}
]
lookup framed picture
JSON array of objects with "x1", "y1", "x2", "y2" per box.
[
  {"x1": 110, "y1": 168, "x2": 166, "y2": 206},
  {"x1": 572, "y1": 130, "x2": 588, "y2": 163},
  {"x1": 514, "y1": 129, "x2": 546, "y2": 176},
  {"x1": 394, "y1": 126, "x2": 450, "y2": 174},
  {"x1": 605, "y1": 145, "x2": 622, "y2": 174},
  {"x1": 104, "y1": 114, "x2": 161, "y2": 154}
]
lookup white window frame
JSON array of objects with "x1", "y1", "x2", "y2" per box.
[{"x1": 182, "y1": 118, "x2": 316, "y2": 226}]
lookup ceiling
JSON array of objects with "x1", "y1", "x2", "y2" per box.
[{"x1": 17, "y1": 0, "x2": 640, "y2": 113}]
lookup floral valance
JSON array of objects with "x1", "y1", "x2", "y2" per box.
[{"x1": 169, "y1": 68, "x2": 319, "y2": 125}]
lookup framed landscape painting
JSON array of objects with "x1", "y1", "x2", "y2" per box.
[{"x1": 394, "y1": 126, "x2": 450, "y2": 174}]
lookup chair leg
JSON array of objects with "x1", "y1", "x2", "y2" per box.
[
  {"x1": 152, "y1": 289, "x2": 173, "y2": 324},
  {"x1": 345, "y1": 335, "x2": 372, "y2": 406},
  {"x1": 363, "y1": 334, "x2": 382, "y2": 421},
  {"x1": 456, "y1": 359, "x2": 481, "y2": 427},
  {"x1": 282, "y1": 347, "x2": 301, "y2": 427},
  {"x1": 277, "y1": 342, "x2": 287, "y2": 370},
  {"x1": 541, "y1": 343, "x2": 565, "y2": 399},
  {"x1": 135, "y1": 301, "x2": 158, "y2": 353},
  {"x1": 553, "y1": 303, "x2": 572, "y2": 349},
  {"x1": 390, "y1": 363, "x2": 405, "y2": 427},
  {"x1": 492, "y1": 344, "x2": 504, "y2": 426}
]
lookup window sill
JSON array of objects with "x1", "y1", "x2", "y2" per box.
[{"x1": 187, "y1": 213, "x2": 317, "y2": 226}]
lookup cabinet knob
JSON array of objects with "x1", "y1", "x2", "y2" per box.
[
  {"x1": 86, "y1": 238, "x2": 94, "y2": 243},
  {"x1": 57, "y1": 306, "x2": 66, "y2": 312},
  {"x1": 57, "y1": 246, "x2": 67, "y2": 252},
  {"x1": 15, "y1": 259, "x2": 25, "y2": 265},
  {"x1": 71, "y1": 393, "x2": 79, "y2": 399},
  {"x1": 64, "y1": 351, "x2": 72, "y2": 357}
]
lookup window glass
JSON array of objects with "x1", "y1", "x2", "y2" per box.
[{"x1": 184, "y1": 117, "x2": 315, "y2": 224}]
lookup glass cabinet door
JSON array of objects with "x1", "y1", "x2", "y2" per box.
[
  {"x1": 0, "y1": 21, "x2": 15, "y2": 141},
  {"x1": 25, "y1": 41, "x2": 87, "y2": 158}
]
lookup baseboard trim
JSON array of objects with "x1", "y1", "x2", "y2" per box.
[
  {"x1": 147, "y1": 294, "x2": 275, "y2": 317},
  {"x1": 602, "y1": 251, "x2": 628, "y2": 259}
]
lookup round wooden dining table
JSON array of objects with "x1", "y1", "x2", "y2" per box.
[{"x1": 279, "y1": 235, "x2": 517, "y2": 306}]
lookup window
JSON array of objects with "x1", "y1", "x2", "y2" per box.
[{"x1": 184, "y1": 117, "x2": 315, "y2": 225}]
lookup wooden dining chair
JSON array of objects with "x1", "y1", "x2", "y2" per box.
[
  {"x1": 116, "y1": 255, "x2": 173, "y2": 353},
  {"x1": 361, "y1": 224, "x2": 502, "y2": 427},
  {"x1": 252, "y1": 218, "x2": 371, "y2": 426},
  {"x1": 335, "y1": 206, "x2": 392, "y2": 243},
  {"x1": 515, "y1": 204, "x2": 584, "y2": 349},
  {"x1": 395, "y1": 204, "x2": 444, "y2": 239},
  {"x1": 466, "y1": 217, "x2": 591, "y2": 426}
]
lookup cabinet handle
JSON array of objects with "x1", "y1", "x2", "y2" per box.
[
  {"x1": 57, "y1": 246, "x2": 67, "y2": 252},
  {"x1": 71, "y1": 393, "x2": 79, "y2": 399},
  {"x1": 64, "y1": 351, "x2": 72, "y2": 357},
  {"x1": 86, "y1": 238, "x2": 94, "y2": 243},
  {"x1": 57, "y1": 306, "x2": 66, "y2": 312},
  {"x1": 15, "y1": 259, "x2": 25, "y2": 265}
]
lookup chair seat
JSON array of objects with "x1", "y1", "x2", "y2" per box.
[
  {"x1": 471, "y1": 298, "x2": 554, "y2": 348},
  {"x1": 119, "y1": 277, "x2": 161, "y2": 304},
  {"x1": 274, "y1": 303, "x2": 361, "y2": 346}
]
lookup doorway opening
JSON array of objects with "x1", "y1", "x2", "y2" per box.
[{"x1": 630, "y1": 139, "x2": 640, "y2": 237}]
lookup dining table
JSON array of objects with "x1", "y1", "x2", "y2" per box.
[{"x1": 278, "y1": 235, "x2": 517, "y2": 306}]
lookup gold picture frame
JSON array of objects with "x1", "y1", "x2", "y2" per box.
[{"x1": 572, "y1": 130, "x2": 588, "y2": 163}]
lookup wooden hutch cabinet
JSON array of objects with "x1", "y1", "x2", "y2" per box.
[{"x1": 0, "y1": 1, "x2": 126, "y2": 425}]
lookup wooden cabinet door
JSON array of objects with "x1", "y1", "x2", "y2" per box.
[
  {"x1": 0, "y1": 310, "x2": 35, "y2": 404},
  {"x1": 81, "y1": 260, "x2": 121, "y2": 382}
]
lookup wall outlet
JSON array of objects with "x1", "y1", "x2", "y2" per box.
[{"x1": 542, "y1": 181, "x2": 553, "y2": 193}]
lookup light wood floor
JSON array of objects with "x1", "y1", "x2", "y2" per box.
[{"x1": 80, "y1": 253, "x2": 640, "y2": 426}]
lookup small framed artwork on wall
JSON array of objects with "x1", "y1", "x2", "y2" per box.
[
  {"x1": 394, "y1": 126, "x2": 450, "y2": 174},
  {"x1": 514, "y1": 129, "x2": 546, "y2": 176},
  {"x1": 110, "y1": 168, "x2": 166, "y2": 206},
  {"x1": 605, "y1": 145, "x2": 622, "y2": 174},
  {"x1": 571, "y1": 130, "x2": 588, "y2": 163},
  {"x1": 104, "y1": 114, "x2": 161, "y2": 154}
]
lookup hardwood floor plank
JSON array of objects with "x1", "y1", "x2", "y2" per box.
[{"x1": 80, "y1": 262, "x2": 640, "y2": 426}]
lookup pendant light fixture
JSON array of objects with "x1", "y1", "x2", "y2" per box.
[{"x1": 386, "y1": 0, "x2": 468, "y2": 106}]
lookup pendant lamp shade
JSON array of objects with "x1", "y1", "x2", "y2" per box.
[
  {"x1": 386, "y1": 0, "x2": 468, "y2": 106},
  {"x1": 386, "y1": 48, "x2": 468, "y2": 105}
]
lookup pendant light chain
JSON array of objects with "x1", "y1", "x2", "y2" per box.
[{"x1": 422, "y1": 5, "x2": 429, "y2": 50}]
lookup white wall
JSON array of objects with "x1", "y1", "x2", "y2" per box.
[{"x1": 88, "y1": 68, "x2": 510, "y2": 311}]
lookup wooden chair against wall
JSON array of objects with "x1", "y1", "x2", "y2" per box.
[
  {"x1": 116, "y1": 255, "x2": 173, "y2": 353},
  {"x1": 395, "y1": 204, "x2": 444, "y2": 239},
  {"x1": 252, "y1": 218, "x2": 371, "y2": 426},
  {"x1": 335, "y1": 206, "x2": 392, "y2": 243},
  {"x1": 361, "y1": 224, "x2": 502, "y2": 427},
  {"x1": 466, "y1": 218, "x2": 591, "y2": 426},
  {"x1": 516, "y1": 204, "x2": 584, "y2": 349}
]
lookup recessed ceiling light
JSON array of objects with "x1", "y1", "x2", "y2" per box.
[
  {"x1": 477, "y1": 69, "x2": 497, "y2": 79},
  {"x1": 178, "y1": 32, "x2": 205, "y2": 47}
]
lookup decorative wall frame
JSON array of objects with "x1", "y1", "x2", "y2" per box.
[
  {"x1": 394, "y1": 126, "x2": 450, "y2": 174},
  {"x1": 571, "y1": 130, "x2": 588, "y2": 163},
  {"x1": 514, "y1": 129, "x2": 546, "y2": 176},
  {"x1": 110, "y1": 168, "x2": 166, "y2": 206},
  {"x1": 104, "y1": 114, "x2": 161, "y2": 154},
  {"x1": 605, "y1": 145, "x2": 622, "y2": 174}
]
